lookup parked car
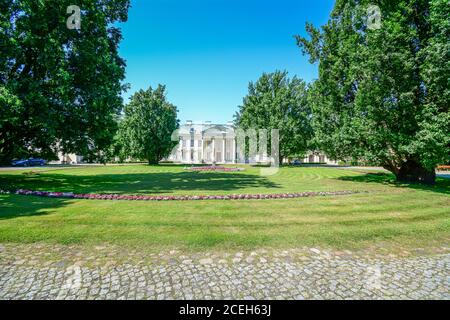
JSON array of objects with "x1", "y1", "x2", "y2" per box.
[
  {"x1": 28, "y1": 158, "x2": 47, "y2": 166},
  {"x1": 292, "y1": 159, "x2": 302, "y2": 166},
  {"x1": 11, "y1": 158, "x2": 47, "y2": 167},
  {"x1": 11, "y1": 159, "x2": 28, "y2": 166}
]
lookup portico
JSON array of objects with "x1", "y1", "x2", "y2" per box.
[
  {"x1": 168, "y1": 121, "x2": 337, "y2": 165},
  {"x1": 170, "y1": 122, "x2": 238, "y2": 164}
]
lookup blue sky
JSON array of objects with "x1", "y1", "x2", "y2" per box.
[{"x1": 119, "y1": 0, "x2": 334, "y2": 123}]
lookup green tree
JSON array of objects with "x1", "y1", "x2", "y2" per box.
[
  {"x1": 120, "y1": 85, "x2": 179, "y2": 164},
  {"x1": 0, "y1": 86, "x2": 24, "y2": 164},
  {"x1": 296, "y1": 0, "x2": 449, "y2": 184},
  {"x1": 235, "y1": 71, "x2": 313, "y2": 163},
  {"x1": 0, "y1": 0, "x2": 130, "y2": 164},
  {"x1": 416, "y1": 0, "x2": 450, "y2": 169},
  {"x1": 104, "y1": 116, "x2": 128, "y2": 163}
]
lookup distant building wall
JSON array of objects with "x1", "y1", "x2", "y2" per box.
[{"x1": 49, "y1": 153, "x2": 84, "y2": 165}]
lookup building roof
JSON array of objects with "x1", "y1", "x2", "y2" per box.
[{"x1": 177, "y1": 122, "x2": 235, "y2": 137}]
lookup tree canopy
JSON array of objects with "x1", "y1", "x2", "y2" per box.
[
  {"x1": 296, "y1": 0, "x2": 449, "y2": 184},
  {"x1": 0, "y1": 0, "x2": 130, "y2": 164},
  {"x1": 235, "y1": 71, "x2": 313, "y2": 163},
  {"x1": 118, "y1": 85, "x2": 179, "y2": 164}
]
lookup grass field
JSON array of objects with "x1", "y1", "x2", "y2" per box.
[
  {"x1": 0, "y1": 165, "x2": 449, "y2": 251},
  {"x1": 0, "y1": 164, "x2": 382, "y2": 195}
]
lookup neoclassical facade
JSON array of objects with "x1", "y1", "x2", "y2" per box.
[
  {"x1": 169, "y1": 121, "x2": 239, "y2": 164},
  {"x1": 168, "y1": 121, "x2": 337, "y2": 165}
]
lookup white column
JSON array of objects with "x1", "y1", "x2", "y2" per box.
[
  {"x1": 192, "y1": 137, "x2": 198, "y2": 162},
  {"x1": 222, "y1": 139, "x2": 225, "y2": 163},
  {"x1": 195, "y1": 139, "x2": 200, "y2": 163},
  {"x1": 232, "y1": 138, "x2": 236, "y2": 163},
  {"x1": 202, "y1": 139, "x2": 205, "y2": 163},
  {"x1": 194, "y1": 139, "x2": 200, "y2": 163},
  {"x1": 212, "y1": 138, "x2": 215, "y2": 163}
]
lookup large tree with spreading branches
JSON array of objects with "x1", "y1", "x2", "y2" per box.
[
  {"x1": 119, "y1": 85, "x2": 179, "y2": 164},
  {"x1": 0, "y1": 0, "x2": 130, "y2": 164},
  {"x1": 235, "y1": 71, "x2": 313, "y2": 163},
  {"x1": 296, "y1": 0, "x2": 449, "y2": 184}
]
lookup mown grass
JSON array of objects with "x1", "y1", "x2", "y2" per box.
[
  {"x1": 0, "y1": 164, "x2": 378, "y2": 195},
  {"x1": 0, "y1": 165, "x2": 448, "y2": 250}
]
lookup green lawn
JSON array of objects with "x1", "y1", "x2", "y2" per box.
[
  {"x1": 0, "y1": 164, "x2": 379, "y2": 195},
  {"x1": 0, "y1": 165, "x2": 449, "y2": 251}
]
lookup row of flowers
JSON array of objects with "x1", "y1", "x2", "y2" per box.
[
  {"x1": 11, "y1": 189, "x2": 357, "y2": 201},
  {"x1": 184, "y1": 166, "x2": 245, "y2": 172}
]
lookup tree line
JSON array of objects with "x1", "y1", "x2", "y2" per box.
[{"x1": 1, "y1": 0, "x2": 448, "y2": 184}]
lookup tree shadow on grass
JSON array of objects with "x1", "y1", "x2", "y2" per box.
[
  {"x1": 0, "y1": 171, "x2": 281, "y2": 195},
  {"x1": 0, "y1": 194, "x2": 71, "y2": 221},
  {"x1": 337, "y1": 172, "x2": 450, "y2": 195}
]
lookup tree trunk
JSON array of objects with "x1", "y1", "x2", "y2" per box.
[{"x1": 394, "y1": 160, "x2": 436, "y2": 185}]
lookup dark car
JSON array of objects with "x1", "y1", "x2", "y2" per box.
[
  {"x1": 11, "y1": 159, "x2": 28, "y2": 166},
  {"x1": 28, "y1": 158, "x2": 47, "y2": 166},
  {"x1": 11, "y1": 158, "x2": 46, "y2": 167}
]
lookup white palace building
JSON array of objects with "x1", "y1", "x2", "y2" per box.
[
  {"x1": 168, "y1": 121, "x2": 337, "y2": 165},
  {"x1": 169, "y1": 121, "x2": 239, "y2": 164},
  {"x1": 52, "y1": 121, "x2": 337, "y2": 165}
]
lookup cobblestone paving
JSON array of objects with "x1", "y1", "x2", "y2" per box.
[{"x1": 0, "y1": 244, "x2": 448, "y2": 300}]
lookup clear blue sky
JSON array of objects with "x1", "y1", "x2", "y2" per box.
[{"x1": 119, "y1": 0, "x2": 334, "y2": 123}]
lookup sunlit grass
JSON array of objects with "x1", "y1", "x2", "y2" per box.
[
  {"x1": 0, "y1": 165, "x2": 448, "y2": 250},
  {"x1": 0, "y1": 164, "x2": 391, "y2": 195}
]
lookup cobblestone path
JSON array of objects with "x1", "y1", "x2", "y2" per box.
[{"x1": 0, "y1": 244, "x2": 448, "y2": 300}]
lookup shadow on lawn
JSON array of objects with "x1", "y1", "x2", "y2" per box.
[
  {"x1": 0, "y1": 171, "x2": 281, "y2": 195},
  {"x1": 338, "y1": 172, "x2": 450, "y2": 195},
  {"x1": 0, "y1": 194, "x2": 71, "y2": 221}
]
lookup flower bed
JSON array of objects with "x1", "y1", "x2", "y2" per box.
[
  {"x1": 184, "y1": 166, "x2": 245, "y2": 172},
  {"x1": 10, "y1": 189, "x2": 359, "y2": 201}
]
